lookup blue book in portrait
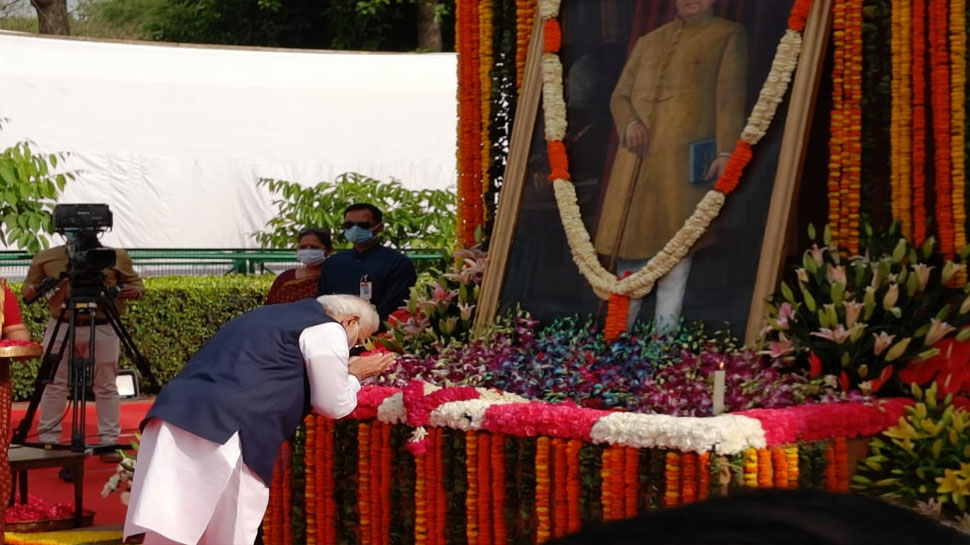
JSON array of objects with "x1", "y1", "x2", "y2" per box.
[{"x1": 688, "y1": 138, "x2": 717, "y2": 185}]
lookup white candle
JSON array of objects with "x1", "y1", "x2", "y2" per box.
[{"x1": 712, "y1": 362, "x2": 726, "y2": 416}]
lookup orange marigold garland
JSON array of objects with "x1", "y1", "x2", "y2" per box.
[
  {"x1": 929, "y1": 0, "x2": 955, "y2": 257},
  {"x1": 828, "y1": 0, "x2": 846, "y2": 242},
  {"x1": 515, "y1": 0, "x2": 537, "y2": 89},
  {"x1": 415, "y1": 436, "x2": 429, "y2": 545},
  {"x1": 771, "y1": 447, "x2": 788, "y2": 489},
  {"x1": 492, "y1": 434, "x2": 508, "y2": 545},
  {"x1": 282, "y1": 440, "x2": 293, "y2": 545},
  {"x1": 305, "y1": 416, "x2": 317, "y2": 545},
  {"x1": 663, "y1": 451, "x2": 681, "y2": 508},
  {"x1": 623, "y1": 447, "x2": 638, "y2": 518},
  {"x1": 359, "y1": 423, "x2": 373, "y2": 545},
  {"x1": 951, "y1": 0, "x2": 968, "y2": 273},
  {"x1": 381, "y1": 423, "x2": 393, "y2": 544},
  {"x1": 712, "y1": 140, "x2": 753, "y2": 195},
  {"x1": 566, "y1": 439, "x2": 582, "y2": 533},
  {"x1": 679, "y1": 452, "x2": 698, "y2": 505},
  {"x1": 833, "y1": 437, "x2": 850, "y2": 492},
  {"x1": 478, "y1": 433, "x2": 493, "y2": 545},
  {"x1": 542, "y1": 19, "x2": 561, "y2": 52},
  {"x1": 912, "y1": 0, "x2": 929, "y2": 244},
  {"x1": 536, "y1": 436, "x2": 552, "y2": 543},
  {"x1": 466, "y1": 431, "x2": 479, "y2": 545},
  {"x1": 824, "y1": 441, "x2": 838, "y2": 492},
  {"x1": 552, "y1": 438, "x2": 568, "y2": 537},
  {"x1": 321, "y1": 419, "x2": 337, "y2": 545},
  {"x1": 479, "y1": 0, "x2": 494, "y2": 230},
  {"x1": 756, "y1": 448, "x2": 773, "y2": 488},
  {"x1": 457, "y1": 0, "x2": 484, "y2": 247},
  {"x1": 697, "y1": 452, "x2": 711, "y2": 502},
  {"x1": 842, "y1": 0, "x2": 863, "y2": 253},
  {"x1": 264, "y1": 449, "x2": 285, "y2": 544},
  {"x1": 603, "y1": 291, "x2": 630, "y2": 343},
  {"x1": 890, "y1": 0, "x2": 914, "y2": 238}
]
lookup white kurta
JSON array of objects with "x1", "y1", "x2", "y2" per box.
[{"x1": 124, "y1": 322, "x2": 362, "y2": 545}]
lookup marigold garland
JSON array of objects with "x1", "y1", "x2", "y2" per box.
[
  {"x1": 623, "y1": 447, "x2": 639, "y2": 518},
  {"x1": 663, "y1": 451, "x2": 681, "y2": 508},
  {"x1": 828, "y1": 0, "x2": 846, "y2": 241},
  {"x1": 305, "y1": 416, "x2": 318, "y2": 545},
  {"x1": 833, "y1": 436, "x2": 850, "y2": 492},
  {"x1": 604, "y1": 290, "x2": 630, "y2": 342},
  {"x1": 951, "y1": 0, "x2": 968, "y2": 274},
  {"x1": 566, "y1": 439, "x2": 582, "y2": 533},
  {"x1": 479, "y1": 0, "x2": 494, "y2": 231},
  {"x1": 786, "y1": 445, "x2": 800, "y2": 490},
  {"x1": 697, "y1": 452, "x2": 711, "y2": 501},
  {"x1": 515, "y1": 0, "x2": 537, "y2": 89},
  {"x1": 743, "y1": 448, "x2": 758, "y2": 489},
  {"x1": 551, "y1": 438, "x2": 568, "y2": 537},
  {"x1": 538, "y1": 0, "x2": 813, "y2": 301},
  {"x1": 912, "y1": 0, "x2": 929, "y2": 244},
  {"x1": 843, "y1": 0, "x2": 863, "y2": 253},
  {"x1": 929, "y1": 0, "x2": 955, "y2": 257},
  {"x1": 264, "y1": 449, "x2": 285, "y2": 544},
  {"x1": 457, "y1": 0, "x2": 484, "y2": 247},
  {"x1": 359, "y1": 422, "x2": 373, "y2": 544},
  {"x1": 492, "y1": 434, "x2": 508, "y2": 545},
  {"x1": 680, "y1": 452, "x2": 698, "y2": 505},
  {"x1": 823, "y1": 441, "x2": 838, "y2": 492},
  {"x1": 536, "y1": 436, "x2": 552, "y2": 543},
  {"x1": 478, "y1": 433, "x2": 493, "y2": 545},
  {"x1": 890, "y1": 0, "x2": 914, "y2": 238},
  {"x1": 771, "y1": 447, "x2": 788, "y2": 489},
  {"x1": 466, "y1": 431, "x2": 479, "y2": 545}
]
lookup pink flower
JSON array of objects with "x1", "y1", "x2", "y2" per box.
[
  {"x1": 458, "y1": 302, "x2": 475, "y2": 321},
  {"x1": 761, "y1": 337, "x2": 794, "y2": 358},
  {"x1": 910, "y1": 264, "x2": 934, "y2": 291},
  {"x1": 925, "y1": 318, "x2": 956, "y2": 346},
  {"x1": 811, "y1": 325, "x2": 852, "y2": 344},
  {"x1": 882, "y1": 283, "x2": 899, "y2": 309},
  {"x1": 825, "y1": 265, "x2": 847, "y2": 286},
  {"x1": 776, "y1": 302, "x2": 796, "y2": 329},
  {"x1": 843, "y1": 301, "x2": 863, "y2": 327},
  {"x1": 809, "y1": 244, "x2": 825, "y2": 266},
  {"x1": 872, "y1": 331, "x2": 896, "y2": 356}
]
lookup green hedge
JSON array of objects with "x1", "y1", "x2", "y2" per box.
[{"x1": 10, "y1": 275, "x2": 273, "y2": 401}]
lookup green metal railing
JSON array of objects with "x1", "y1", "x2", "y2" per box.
[{"x1": 0, "y1": 248, "x2": 450, "y2": 280}]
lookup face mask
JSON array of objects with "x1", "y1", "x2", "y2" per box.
[
  {"x1": 344, "y1": 226, "x2": 374, "y2": 244},
  {"x1": 296, "y1": 249, "x2": 327, "y2": 266}
]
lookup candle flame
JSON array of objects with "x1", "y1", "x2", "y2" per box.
[{"x1": 718, "y1": 360, "x2": 725, "y2": 370}]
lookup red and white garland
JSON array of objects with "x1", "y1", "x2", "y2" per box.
[{"x1": 354, "y1": 382, "x2": 910, "y2": 455}]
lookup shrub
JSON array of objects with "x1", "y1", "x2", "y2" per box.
[
  {"x1": 9, "y1": 275, "x2": 273, "y2": 400},
  {"x1": 253, "y1": 172, "x2": 456, "y2": 251}
]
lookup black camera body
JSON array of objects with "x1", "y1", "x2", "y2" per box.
[{"x1": 53, "y1": 204, "x2": 117, "y2": 298}]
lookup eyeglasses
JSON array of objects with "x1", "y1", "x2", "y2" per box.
[{"x1": 342, "y1": 221, "x2": 373, "y2": 229}]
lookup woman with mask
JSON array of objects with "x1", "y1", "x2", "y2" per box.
[{"x1": 265, "y1": 228, "x2": 332, "y2": 305}]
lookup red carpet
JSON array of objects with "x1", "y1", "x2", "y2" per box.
[{"x1": 8, "y1": 398, "x2": 153, "y2": 527}]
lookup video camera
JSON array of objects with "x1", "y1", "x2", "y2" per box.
[{"x1": 26, "y1": 204, "x2": 117, "y2": 303}]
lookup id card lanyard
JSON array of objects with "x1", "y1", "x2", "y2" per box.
[{"x1": 359, "y1": 274, "x2": 372, "y2": 301}]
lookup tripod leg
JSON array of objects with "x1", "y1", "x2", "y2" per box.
[
  {"x1": 12, "y1": 318, "x2": 71, "y2": 445},
  {"x1": 100, "y1": 296, "x2": 157, "y2": 388}
]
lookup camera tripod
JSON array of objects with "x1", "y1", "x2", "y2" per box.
[{"x1": 13, "y1": 279, "x2": 157, "y2": 454}]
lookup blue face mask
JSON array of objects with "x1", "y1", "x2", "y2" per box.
[
  {"x1": 296, "y1": 249, "x2": 327, "y2": 266},
  {"x1": 344, "y1": 226, "x2": 374, "y2": 244}
]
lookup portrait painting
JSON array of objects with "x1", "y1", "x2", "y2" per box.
[{"x1": 477, "y1": 0, "x2": 831, "y2": 342}]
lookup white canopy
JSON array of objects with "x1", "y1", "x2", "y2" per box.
[{"x1": 0, "y1": 32, "x2": 457, "y2": 248}]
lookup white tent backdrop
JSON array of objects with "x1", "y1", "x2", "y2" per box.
[{"x1": 0, "y1": 32, "x2": 457, "y2": 248}]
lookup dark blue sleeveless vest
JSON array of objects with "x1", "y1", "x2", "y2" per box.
[{"x1": 145, "y1": 298, "x2": 335, "y2": 484}]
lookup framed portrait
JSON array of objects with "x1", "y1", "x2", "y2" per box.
[{"x1": 477, "y1": 0, "x2": 832, "y2": 343}]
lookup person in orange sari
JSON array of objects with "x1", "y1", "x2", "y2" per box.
[{"x1": 264, "y1": 228, "x2": 333, "y2": 305}]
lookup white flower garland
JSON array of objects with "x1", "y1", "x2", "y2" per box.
[
  {"x1": 538, "y1": 1, "x2": 807, "y2": 300},
  {"x1": 588, "y1": 412, "x2": 767, "y2": 455},
  {"x1": 377, "y1": 392, "x2": 407, "y2": 424}
]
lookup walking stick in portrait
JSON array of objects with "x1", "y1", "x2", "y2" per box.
[{"x1": 12, "y1": 204, "x2": 158, "y2": 454}]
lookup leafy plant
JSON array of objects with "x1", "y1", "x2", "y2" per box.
[
  {"x1": 0, "y1": 118, "x2": 74, "y2": 252},
  {"x1": 253, "y1": 172, "x2": 456, "y2": 251},
  {"x1": 761, "y1": 222, "x2": 970, "y2": 396},
  {"x1": 853, "y1": 383, "x2": 970, "y2": 523}
]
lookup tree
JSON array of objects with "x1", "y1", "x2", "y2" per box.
[
  {"x1": 29, "y1": 0, "x2": 69, "y2": 34},
  {"x1": 0, "y1": 119, "x2": 74, "y2": 252}
]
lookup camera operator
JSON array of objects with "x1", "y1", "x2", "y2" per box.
[{"x1": 21, "y1": 231, "x2": 144, "y2": 464}]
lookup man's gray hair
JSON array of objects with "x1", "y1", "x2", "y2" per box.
[{"x1": 316, "y1": 294, "x2": 380, "y2": 333}]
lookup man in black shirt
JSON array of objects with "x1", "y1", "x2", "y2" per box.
[{"x1": 317, "y1": 203, "x2": 417, "y2": 323}]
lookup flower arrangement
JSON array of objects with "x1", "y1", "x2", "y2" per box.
[
  {"x1": 761, "y1": 223, "x2": 970, "y2": 396},
  {"x1": 101, "y1": 439, "x2": 138, "y2": 505},
  {"x1": 377, "y1": 314, "x2": 835, "y2": 416},
  {"x1": 375, "y1": 246, "x2": 493, "y2": 358},
  {"x1": 852, "y1": 383, "x2": 970, "y2": 532}
]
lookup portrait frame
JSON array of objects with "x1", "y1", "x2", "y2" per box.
[{"x1": 476, "y1": 0, "x2": 833, "y2": 345}]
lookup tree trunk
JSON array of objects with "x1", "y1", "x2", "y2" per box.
[
  {"x1": 30, "y1": 0, "x2": 70, "y2": 35},
  {"x1": 417, "y1": 0, "x2": 442, "y2": 52}
]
